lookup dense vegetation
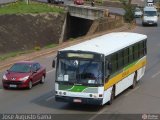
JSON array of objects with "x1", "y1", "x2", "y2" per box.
[{"x1": 120, "y1": 0, "x2": 134, "y2": 23}]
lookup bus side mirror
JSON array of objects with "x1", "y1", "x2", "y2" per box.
[{"x1": 52, "y1": 60, "x2": 56, "y2": 68}]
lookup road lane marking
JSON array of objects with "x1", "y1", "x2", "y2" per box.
[
  {"x1": 124, "y1": 86, "x2": 140, "y2": 97},
  {"x1": 88, "y1": 105, "x2": 108, "y2": 120},
  {"x1": 46, "y1": 96, "x2": 55, "y2": 102},
  {"x1": 151, "y1": 71, "x2": 160, "y2": 78},
  {"x1": 89, "y1": 86, "x2": 140, "y2": 120},
  {"x1": 47, "y1": 69, "x2": 54, "y2": 74}
]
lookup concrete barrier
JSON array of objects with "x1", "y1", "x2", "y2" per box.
[{"x1": 87, "y1": 13, "x2": 124, "y2": 35}]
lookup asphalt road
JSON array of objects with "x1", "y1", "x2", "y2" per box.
[{"x1": 0, "y1": 19, "x2": 160, "y2": 119}]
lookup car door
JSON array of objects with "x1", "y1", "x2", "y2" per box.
[
  {"x1": 35, "y1": 63, "x2": 43, "y2": 82},
  {"x1": 31, "y1": 63, "x2": 40, "y2": 84}
]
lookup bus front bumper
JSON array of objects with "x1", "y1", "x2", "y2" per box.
[{"x1": 55, "y1": 95, "x2": 103, "y2": 105}]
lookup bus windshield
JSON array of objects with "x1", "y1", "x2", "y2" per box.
[{"x1": 57, "y1": 59, "x2": 103, "y2": 85}]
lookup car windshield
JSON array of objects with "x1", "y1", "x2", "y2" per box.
[
  {"x1": 135, "y1": 8, "x2": 141, "y2": 12},
  {"x1": 144, "y1": 11, "x2": 157, "y2": 16},
  {"x1": 9, "y1": 63, "x2": 31, "y2": 73},
  {"x1": 57, "y1": 59, "x2": 103, "y2": 85}
]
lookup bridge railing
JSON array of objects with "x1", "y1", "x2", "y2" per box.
[{"x1": 67, "y1": 4, "x2": 109, "y2": 20}]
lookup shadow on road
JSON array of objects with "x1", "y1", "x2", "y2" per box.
[{"x1": 30, "y1": 91, "x2": 104, "y2": 112}]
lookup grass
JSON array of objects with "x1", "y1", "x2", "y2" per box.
[
  {"x1": 0, "y1": 50, "x2": 33, "y2": 61},
  {"x1": 0, "y1": 43, "x2": 58, "y2": 61},
  {"x1": 44, "y1": 43, "x2": 58, "y2": 49},
  {"x1": 0, "y1": 1, "x2": 64, "y2": 14}
]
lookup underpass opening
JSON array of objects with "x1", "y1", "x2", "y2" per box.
[{"x1": 65, "y1": 15, "x2": 93, "y2": 41}]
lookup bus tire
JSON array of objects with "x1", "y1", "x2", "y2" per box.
[
  {"x1": 131, "y1": 72, "x2": 137, "y2": 89},
  {"x1": 108, "y1": 87, "x2": 115, "y2": 105}
]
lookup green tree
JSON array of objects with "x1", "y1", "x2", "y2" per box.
[{"x1": 120, "y1": 0, "x2": 134, "y2": 23}]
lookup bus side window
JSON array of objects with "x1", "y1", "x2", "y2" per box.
[
  {"x1": 139, "y1": 41, "x2": 144, "y2": 57},
  {"x1": 117, "y1": 50, "x2": 123, "y2": 69},
  {"x1": 144, "y1": 40, "x2": 147, "y2": 54},
  {"x1": 111, "y1": 53, "x2": 117, "y2": 74},
  {"x1": 124, "y1": 48, "x2": 129, "y2": 66},
  {"x1": 105, "y1": 59, "x2": 110, "y2": 78},
  {"x1": 134, "y1": 43, "x2": 139, "y2": 60},
  {"x1": 129, "y1": 46, "x2": 134, "y2": 63}
]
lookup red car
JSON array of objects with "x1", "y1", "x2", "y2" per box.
[
  {"x1": 74, "y1": 0, "x2": 84, "y2": 5},
  {"x1": 2, "y1": 61, "x2": 46, "y2": 89}
]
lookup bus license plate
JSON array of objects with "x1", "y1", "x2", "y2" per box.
[
  {"x1": 9, "y1": 84, "x2": 17, "y2": 88},
  {"x1": 73, "y1": 99, "x2": 82, "y2": 103}
]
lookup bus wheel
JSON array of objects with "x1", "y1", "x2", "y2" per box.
[
  {"x1": 108, "y1": 87, "x2": 115, "y2": 105},
  {"x1": 131, "y1": 73, "x2": 137, "y2": 89}
]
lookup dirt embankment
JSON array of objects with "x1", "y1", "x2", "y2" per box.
[{"x1": 0, "y1": 13, "x2": 66, "y2": 54}]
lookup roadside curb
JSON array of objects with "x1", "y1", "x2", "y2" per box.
[{"x1": 0, "y1": 23, "x2": 132, "y2": 71}]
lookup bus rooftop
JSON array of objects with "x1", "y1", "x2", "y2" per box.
[{"x1": 61, "y1": 32, "x2": 147, "y2": 56}]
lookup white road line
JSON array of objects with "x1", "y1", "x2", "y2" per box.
[
  {"x1": 47, "y1": 69, "x2": 54, "y2": 74},
  {"x1": 88, "y1": 106, "x2": 108, "y2": 120},
  {"x1": 124, "y1": 86, "x2": 140, "y2": 97},
  {"x1": 89, "y1": 86, "x2": 140, "y2": 120},
  {"x1": 151, "y1": 71, "x2": 160, "y2": 78},
  {"x1": 46, "y1": 96, "x2": 55, "y2": 102}
]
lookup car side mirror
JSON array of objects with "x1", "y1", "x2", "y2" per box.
[{"x1": 52, "y1": 60, "x2": 56, "y2": 68}]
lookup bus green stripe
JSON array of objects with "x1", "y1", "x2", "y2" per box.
[
  {"x1": 59, "y1": 85, "x2": 73, "y2": 90},
  {"x1": 59, "y1": 85, "x2": 88, "y2": 92},
  {"x1": 123, "y1": 60, "x2": 138, "y2": 71},
  {"x1": 69, "y1": 86, "x2": 88, "y2": 92}
]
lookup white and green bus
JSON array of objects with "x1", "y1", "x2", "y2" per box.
[{"x1": 52, "y1": 32, "x2": 147, "y2": 105}]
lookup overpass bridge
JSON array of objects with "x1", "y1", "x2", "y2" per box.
[{"x1": 67, "y1": 4, "x2": 109, "y2": 20}]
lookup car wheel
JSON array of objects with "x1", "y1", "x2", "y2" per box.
[
  {"x1": 28, "y1": 81, "x2": 32, "y2": 89},
  {"x1": 40, "y1": 76, "x2": 45, "y2": 84}
]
